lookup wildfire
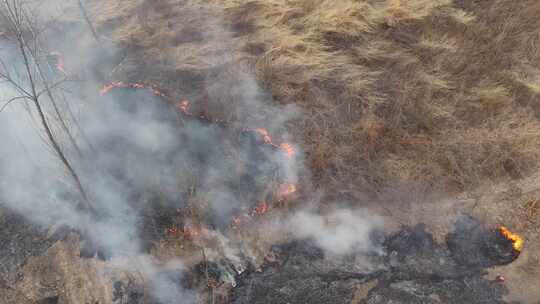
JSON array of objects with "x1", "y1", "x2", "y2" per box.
[
  {"x1": 254, "y1": 128, "x2": 273, "y2": 145},
  {"x1": 251, "y1": 201, "x2": 269, "y2": 216},
  {"x1": 99, "y1": 83, "x2": 300, "y2": 233},
  {"x1": 177, "y1": 99, "x2": 192, "y2": 115},
  {"x1": 99, "y1": 82, "x2": 167, "y2": 98},
  {"x1": 280, "y1": 143, "x2": 296, "y2": 159},
  {"x1": 499, "y1": 226, "x2": 524, "y2": 252},
  {"x1": 100, "y1": 82, "x2": 126, "y2": 96},
  {"x1": 232, "y1": 202, "x2": 271, "y2": 229},
  {"x1": 278, "y1": 183, "x2": 297, "y2": 200}
]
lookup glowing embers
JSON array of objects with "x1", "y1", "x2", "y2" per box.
[
  {"x1": 231, "y1": 183, "x2": 298, "y2": 229},
  {"x1": 279, "y1": 143, "x2": 296, "y2": 159},
  {"x1": 254, "y1": 128, "x2": 273, "y2": 145},
  {"x1": 99, "y1": 83, "x2": 299, "y2": 233},
  {"x1": 249, "y1": 128, "x2": 297, "y2": 159},
  {"x1": 231, "y1": 201, "x2": 271, "y2": 230},
  {"x1": 277, "y1": 183, "x2": 297, "y2": 201},
  {"x1": 498, "y1": 226, "x2": 523, "y2": 252},
  {"x1": 251, "y1": 201, "x2": 269, "y2": 216}
]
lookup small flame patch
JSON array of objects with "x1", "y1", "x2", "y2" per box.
[
  {"x1": 99, "y1": 82, "x2": 167, "y2": 98},
  {"x1": 280, "y1": 143, "x2": 296, "y2": 159},
  {"x1": 177, "y1": 99, "x2": 192, "y2": 115},
  {"x1": 499, "y1": 226, "x2": 523, "y2": 252},
  {"x1": 254, "y1": 128, "x2": 273, "y2": 144},
  {"x1": 278, "y1": 183, "x2": 297, "y2": 200},
  {"x1": 251, "y1": 201, "x2": 269, "y2": 216}
]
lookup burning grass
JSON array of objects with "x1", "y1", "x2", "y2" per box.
[
  {"x1": 99, "y1": 83, "x2": 298, "y2": 238},
  {"x1": 90, "y1": 0, "x2": 540, "y2": 200},
  {"x1": 498, "y1": 226, "x2": 524, "y2": 252}
]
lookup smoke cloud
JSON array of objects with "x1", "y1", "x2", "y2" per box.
[
  {"x1": 290, "y1": 209, "x2": 384, "y2": 256},
  {"x1": 0, "y1": 0, "x2": 384, "y2": 302}
]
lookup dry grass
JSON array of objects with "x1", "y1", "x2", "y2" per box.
[
  {"x1": 229, "y1": 0, "x2": 540, "y2": 198},
  {"x1": 88, "y1": 0, "x2": 540, "y2": 200}
]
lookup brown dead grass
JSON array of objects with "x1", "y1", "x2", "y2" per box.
[
  {"x1": 89, "y1": 0, "x2": 540, "y2": 199},
  {"x1": 239, "y1": 0, "x2": 540, "y2": 198}
]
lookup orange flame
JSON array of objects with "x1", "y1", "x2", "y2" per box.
[
  {"x1": 177, "y1": 100, "x2": 192, "y2": 115},
  {"x1": 278, "y1": 183, "x2": 297, "y2": 200},
  {"x1": 499, "y1": 226, "x2": 523, "y2": 252},
  {"x1": 247, "y1": 128, "x2": 296, "y2": 158},
  {"x1": 251, "y1": 201, "x2": 269, "y2": 216},
  {"x1": 100, "y1": 82, "x2": 125, "y2": 96},
  {"x1": 99, "y1": 82, "x2": 167, "y2": 98},
  {"x1": 280, "y1": 143, "x2": 296, "y2": 159},
  {"x1": 254, "y1": 128, "x2": 273, "y2": 144},
  {"x1": 232, "y1": 202, "x2": 271, "y2": 228}
]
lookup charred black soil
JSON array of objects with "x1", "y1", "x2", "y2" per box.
[{"x1": 231, "y1": 215, "x2": 518, "y2": 304}]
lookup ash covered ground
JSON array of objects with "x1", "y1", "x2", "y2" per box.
[
  {"x1": 0, "y1": 209, "x2": 522, "y2": 304},
  {"x1": 230, "y1": 215, "x2": 519, "y2": 304}
]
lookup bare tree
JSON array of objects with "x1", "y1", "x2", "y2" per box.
[{"x1": 0, "y1": 0, "x2": 95, "y2": 215}]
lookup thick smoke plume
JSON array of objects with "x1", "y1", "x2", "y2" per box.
[{"x1": 0, "y1": 0, "x2": 383, "y2": 302}]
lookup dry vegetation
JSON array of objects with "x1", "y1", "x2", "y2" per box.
[
  {"x1": 241, "y1": 0, "x2": 540, "y2": 197},
  {"x1": 89, "y1": 0, "x2": 540, "y2": 201}
]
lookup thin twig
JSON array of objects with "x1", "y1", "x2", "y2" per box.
[{"x1": 0, "y1": 95, "x2": 29, "y2": 112}]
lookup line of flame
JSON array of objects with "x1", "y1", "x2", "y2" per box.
[{"x1": 499, "y1": 226, "x2": 524, "y2": 252}]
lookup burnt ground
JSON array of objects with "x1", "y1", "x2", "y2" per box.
[
  {"x1": 0, "y1": 203, "x2": 523, "y2": 304},
  {"x1": 230, "y1": 240, "x2": 384, "y2": 304},
  {"x1": 231, "y1": 216, "x2": 519, "y2": 304}
]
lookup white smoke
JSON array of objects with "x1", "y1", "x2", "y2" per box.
[{"x1": 290, "y1": 209, "x2": 384, "y2": 256}]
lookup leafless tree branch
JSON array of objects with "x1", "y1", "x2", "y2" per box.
[{"x1": 0, "y1": 0, "x2": 96, "y2": 215}]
